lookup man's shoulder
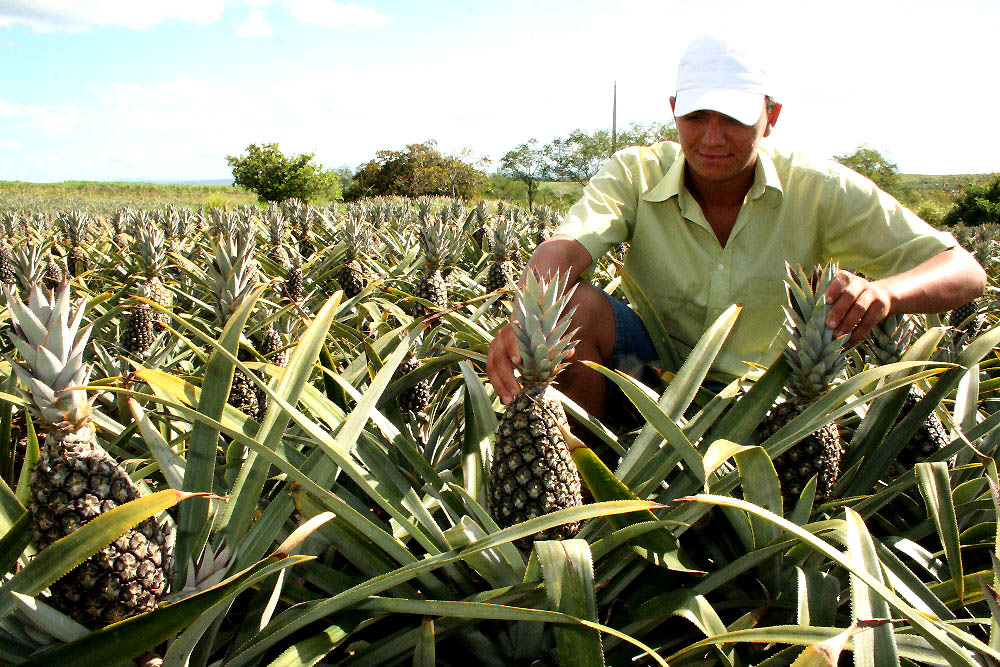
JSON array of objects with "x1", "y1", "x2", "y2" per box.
[{"x1": 766, "y1": 144, "x2": 872, "y2": 195}]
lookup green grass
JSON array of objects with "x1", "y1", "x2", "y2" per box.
[{"x1": 0, "y1": 180, "x2": 258, "y2": 215}]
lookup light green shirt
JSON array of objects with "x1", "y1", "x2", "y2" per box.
[{"x1": 554, "y1": 141, "x2": 957, "y2": 377}]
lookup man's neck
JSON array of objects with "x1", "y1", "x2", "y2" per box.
[{"x1": 683, "y1": 162, "x2": 757, "y2": 209}]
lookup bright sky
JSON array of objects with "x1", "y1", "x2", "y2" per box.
[{"x1": 2, "y1": 0, "x2": 998, "y2": 182}]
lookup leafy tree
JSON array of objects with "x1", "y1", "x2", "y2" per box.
[
  {"x1": 834, "y1": 144, "x2": 900, "y2": 193},
  {"x1": 226, "y1": 143, "x2": 342, "y2": 203},
  {"x1": 345, "y1": 140, "x2": 486, "y2": 201},
  {"x1": 546, "y1": 121, "x2": 678, "y2": 185},
  {"x1": 498, "y1": 139, "x2": 550, "y2": 209},
  {"x1": 942, "y1": 174, "x2": 1000, "y2": 226}
]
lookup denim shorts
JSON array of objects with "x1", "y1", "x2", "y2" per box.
[{"x1": 604, "y1": 292, "x2": 660, "y2": 428}]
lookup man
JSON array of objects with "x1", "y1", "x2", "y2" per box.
[{"x1": 487, "y1": 34, "x2": 986, "y2": 424}]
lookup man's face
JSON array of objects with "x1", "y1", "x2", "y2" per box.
[{"x1": 669, "y1": 97, "x2": 778, "y2": 185}]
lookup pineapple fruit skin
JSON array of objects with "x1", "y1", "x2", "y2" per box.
[
  {"x1": 339, "y1": 260, "x2": 366, "y2": 299},
  {"x1": 30, "y1": 427, "x2": 173, "y2": 628},
  {"x1": 761, "y1": 399, "x2": 843, "y2": 505},
  {"x1": 396, "y1": 355, "x2": 431, "y2": 414},
  {"x1": 488, "y1": 387, "x2": 582, "y2": 549}
]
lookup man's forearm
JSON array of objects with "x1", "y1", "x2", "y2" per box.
[
  {"x1": 518, "y1": 234, "x2": 595, "y2": 289},
  {"x1": 878, "y1": 247, "x2": 987, "y2": 314}
]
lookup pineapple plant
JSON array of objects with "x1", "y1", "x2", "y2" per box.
[
  {"x1": 285, "y1": 245, "x2": 304, "y2": 304},
  {"x1": 206, "y1": 229, "x2": 262, "y2": 421},
  {"x1": 338, "y1": 211, "x2": 369, "y2": 299},
  {"x1": 0, "y1": 210, "x2": 18, "y2": 285},
  {"x1": 44, "y1": 247, "x2": 65, "y2": 291},
  {"x1": 488, "y1": 271, "x2": 583, "y2": 549},
  {"x1": 760, "y1": 261, "x2": 851, "y2": 505},
  {"x1": 414, "y1": 215, "x2": 457, "y2": 316},
  {"x1": 8, "y1": 282, "x2": 173, "y2": 627},
  {"x1": 59, "y1": 210, "x2": 90, "y2": 277},
  {"x1": 264, "y1": 205, "x2": 290, "y2": 269},
  {"x1": 110, "y1": 208, "x2": 132, "y2": 250},
  {"x1": 867, "y1": 313, "x2": 951, "y2": 472},
  {"x1": 485, "y1": 214, "x2": 519, "y2": 294},
  {"x1": 395, "y1": 351, "x2": 431, "y2": 415},
  {"x1": 132, "y1": 224, "x2": 173, "y2": 324}
]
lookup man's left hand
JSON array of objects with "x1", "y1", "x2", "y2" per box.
[{"x1": 823, "y1": 270, "x2": 892, "y2": 346}]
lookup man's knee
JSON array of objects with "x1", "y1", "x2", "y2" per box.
[{"x1": 566, "y1": 282, "x2": 616, "y2": 361}]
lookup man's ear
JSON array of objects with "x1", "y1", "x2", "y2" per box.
[{"x1": 669, "y1": 96, "x2": 676, "y2": 115}]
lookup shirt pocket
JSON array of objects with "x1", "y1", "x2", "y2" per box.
[{"x1": 733, "y1": 277, "x2": 789, "y2": 363}]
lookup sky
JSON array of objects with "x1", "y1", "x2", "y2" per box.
[{"x1": 1, "y1": 0, "x2": 998, "y2": 182}]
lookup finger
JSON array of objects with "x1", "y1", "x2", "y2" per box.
[
  {"x1": 848, "y1": 299, "x2": 889, "y2": 347},
  {"x1": 487, "y1": 328, "x2": 521, "y2": 404},
  {"x1": 825, "y1": 286, "x2": 862, "y2": 333},
  {"x1": 834, "y1": 293, "x2": 871, "y2": 339}
]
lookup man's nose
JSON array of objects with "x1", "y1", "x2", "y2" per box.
[{"x1": 702, "y1": 119, "x2": 726, "y2": 145}]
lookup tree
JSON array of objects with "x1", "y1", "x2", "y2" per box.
[
  {"x1": 546, "y1": 121, "x2": 678, "y2": 185},
  {"x1": 226, "y1": 143, "x2": 342, "y2": 203},
  {"x1": 344, "y1": 140, "x2": 487, "y2": 201},
  {"x1": 498, "y1": 139, "x2": 550, "y2": 209},
  {"x1": 942, "y1": 174, "x2": 1000, "y2": 227},
  {"x1": 834, "y1": 144, "x2": 899, "y2": 193}
]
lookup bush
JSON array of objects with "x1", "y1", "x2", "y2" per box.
[
  {"x1": 942, "y1": 174, "x2": 1000, "y2": 227},
  {"x1": 226, "y1": 143, "x2": 342, "y2": 203}
]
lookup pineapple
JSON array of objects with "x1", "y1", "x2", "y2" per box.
[
  {"x1": 761, "y1": 262, "x2": 851, "y2": 505},
  {"x1": 0, "y1": 210, "x2": 18, "y2": 285},
  {"x1": 44, "y1": 248, "x2": 64, "y2": 291},
  {"x1": 285, "y1": 245, "x2": 304, "y2": 304},
  {"x1": 121, "y1": 303, "x2": 156, "y2": 357},
  {"x1": 488, "y1": 271, "x2": 583, "y2": 549},
  {"x1": 9, "y1": 282, "x2": 172, "y2": 627},
  {"x1": 264, "y1": 205, "x2": 289, "y2": 269},
  {"x1": 867, "y1": 314, "x2": 951, "y2": 472},
  {"x1": 133, "y1": 224, "x2": 173, "y2": 324},
  {"x1": 485, "y1": 215, "x2": 518, "y2": 294},
  {"x1": 110, "y1": 208, "x2": 132, "y2": 250},
  {"x1": 206, "y1": 230, "x2": 262, "y2": 421},
  {"x1": 395, "y1": 352, "x2": 431, "y2": 414},
  {"x1": 59, "y1": 210, "x2": 90, "y2": 277},
  {"x1": 12, "y1": 244, "x2": 45, "y2": 295},
  {"x1": 414, "y1": 215, "x2": 457, "y2": 316},
  {"x1": 338, "y1": 212, "x2": 369, "y2": 299}
]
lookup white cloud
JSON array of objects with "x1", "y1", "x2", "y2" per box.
[
  {"x1": 282, "y1": 0, "x2": 389, "y2": 28},
  {"x1": 0, "y1": 139, "x2": 22, "y2": 149},
  {"x1": 235, "y1": 8, "x2": 272, "y2": 37},
  {"x1": 0, "y1": 0, "x2": 224, "y2": 32}
]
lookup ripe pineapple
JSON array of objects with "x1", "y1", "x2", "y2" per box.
[
  {"x1": 59, "y1": 210, "x2": 90, "y2": 277},
  {"x1": 414, "y1": 216, "x2": 457, "y2": 316},
  {"x1": 44, "y1": 248, "x2": 64, "y2": 291},
  {"x1": 867, "y1": 314, "x2": 951, "y2": 472},
  {"x1": 338, "y1": 212, "x2": 369, "y2": 299},
  {"x1": 395, "y1": 352, "x2": 431, "y2": 414},
  {"x1": 488, "y1": 271, "x2": 583, "y2": 549},
  {"x1": 133, "y1": 224, "x2": 173, "y2": 325},
  {"x1": 285, "y1": 245, "x2": 304, "y2": 304},
  {"x1": 264, "y1": 206, "x2": 289, "y2": 269},
  {"x1": 486, "y1": 215, "x2": 518, "y2": 294},
  {"x1": 121, "y1": 303, "x2": 156, "y2": 356},
  {"x1": 206, "y1": 230, "x2": 262, "y2": 421},
  {"x1": 8, "y1": 282, "x2": 172, "y2": 627},
  {"x1": 761, "y1": 262, "x2": 851, "y2": 505}
]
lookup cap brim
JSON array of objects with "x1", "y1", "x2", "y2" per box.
[{"x1": 673, "y1": 88, "x2": 765, "y2": 126}]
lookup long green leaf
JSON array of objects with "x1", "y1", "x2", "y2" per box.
[
  {"x1": 916, "y1": 461, "x2": 965, "y2": 603},
  {"x1": 459, "y1": 360, "x2": 496, "y2": 507},
  {"x1": 175, "y1": 284, "x2": 264, "y2": 579},
  {"x1": 844, "y1": 507, "x2": 899, "y2": 666},
  {"x1": 682, "y1": 494, "x2": 984, "y2": 665},
  {"x1": 536, "y1": 540, "x2": 604, "y2": 667}
]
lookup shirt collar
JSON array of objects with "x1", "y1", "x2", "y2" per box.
[{"x1": 641, "y1": 146, "x2": 785, "y2": 204}]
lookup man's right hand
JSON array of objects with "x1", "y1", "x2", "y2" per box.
[{"x1": 486, "y1": 323, "x2": 521, "y2": 405}]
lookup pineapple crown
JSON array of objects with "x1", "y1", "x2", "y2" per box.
[
  {"x1": 207, "y1": 230, "x2": 258, "y2": 325},
  {"x1": 13, "y1": 245, "x2": 45, "y2": 294},
  {"x1": 491, "y1": 216, "x2": 518, "y2": 261},
  {"x1": 340, "y1": 212, "x2": 369, "y2": 261},
  {"x1": 866, "y1": 313, "x2": 914, "y2": 366},
  {"x1": 264, "y1": 205, "x2": 287, "y2": 244},
  {"x1": 781, "y1": 260, "x2": 850, "y2": 400},
  {"x1": 59, "y1": 210, "x2": 89, "y2": 246},
  {"x1": 135, "y1": 225, "x2": 168, "y2": 277},
  {"x1": 418, "y1": 217, "x2": 458, "y2": 270},
  {"x1": 4, "y1": 282, "x2": 95, "y2": 431},
  {"x1": 511, "y1": 270, "x2": 579, "y2": 387}
]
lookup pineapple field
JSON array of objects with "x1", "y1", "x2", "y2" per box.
[{"x1": 0, "y1": 195, "x2": 999, "y2": 666}]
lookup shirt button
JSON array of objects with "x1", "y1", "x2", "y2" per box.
[{"x1": 717, "y1": 263, "x2": 724, "y2": 270}]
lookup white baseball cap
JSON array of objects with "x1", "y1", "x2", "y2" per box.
[{"x1": 673, "y1": 34, "x2": 771, "y2": 126}]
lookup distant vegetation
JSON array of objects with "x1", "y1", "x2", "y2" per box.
[{"x1": 0, "y1": 179, "x2": 256, "y2": 214}]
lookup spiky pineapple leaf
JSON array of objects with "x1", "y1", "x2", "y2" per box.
[
  {"x1": 536, "y1": 540, "x2": 604, "y2": 667},
  {"x1": 845, "y1": 508, "x2": 899, "y2": 666},
  {"x1": 619, "y1": 265, "x2": 682, "y2": 373},
  {"x1": 459, "y1": 360, "x2": 496, "y2": 506},
  {"x1": 916, "y1": 462, "x2": 965, "y2": 604},
  {"x1": 682, "y1": 494, "x2": 984, "y2": 665}
]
